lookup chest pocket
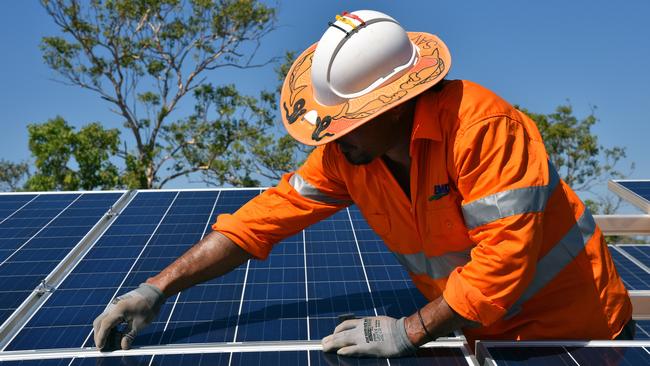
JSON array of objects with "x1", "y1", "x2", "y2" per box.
[{"x1": 424, "y1": 191, "x2": 474, "y2": 251}]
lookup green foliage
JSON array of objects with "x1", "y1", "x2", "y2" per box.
[
  {"x1": 520, "y1": 104, "x2": 630, "y2": 196},
  {"x1": 24, "y1": 117, "x2": 120, "y2": 191},
  {"x1": 0, "y1": 160, "x2": 29, "y2": 191},
  {"x1": 160, "y1": 82, "x2": 299, "y2": 187},
  {"x1": 37, "y1": 0, "x2": 301, "y2": 189},
  {"x1": 521, "y1": 105, "x2": 627, "y2": 193}
]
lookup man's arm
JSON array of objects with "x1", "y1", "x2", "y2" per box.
[
  {"x1": 95, "y1": 145, "x2": 350, "y2": 351},
  {"x1": 93, "y1": 231, "x2": 249, "y2": 350},
  {"x1": 146, "y1": 231, "x2": 250, "y2": 297}
]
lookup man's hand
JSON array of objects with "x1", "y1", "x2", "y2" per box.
[
  {"x1": 93, "y1": 283, "x2": 165, "y2": 351},
  {"x1": 321, "y1": 316, "x2": 416, "y2": 358}
]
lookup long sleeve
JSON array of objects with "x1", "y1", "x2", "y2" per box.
[
  {"x1": 443, "y1": 115, "x2": 551, "y2": 326},
  {"x1": 212, "y1": 144, "x2": 352, "y2": 259}
]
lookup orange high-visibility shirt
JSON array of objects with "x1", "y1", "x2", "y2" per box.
[{"x1": 213, "y1": 80, "x2": 632, "y2": 341}]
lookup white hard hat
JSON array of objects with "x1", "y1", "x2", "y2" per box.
[
  {"x1": 280, "y1": 9, "x2": 451, "y2": 146},
  {"x1": 311, "y1": 10, "x2": 419, "y2": 106}
]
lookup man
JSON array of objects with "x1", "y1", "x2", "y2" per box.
[{"x1": 93, "y1": 10, "x2": 633, "y2": 357}]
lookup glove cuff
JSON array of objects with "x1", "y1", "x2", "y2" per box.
[
  {"x1": 138, "y1": 282, "x2": 166, "y2": 308},
  {"x1": 396, "y1": 317, "x2": 418, "y2": 354}
]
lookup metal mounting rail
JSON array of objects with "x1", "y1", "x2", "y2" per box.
[
  {"x1": 630, "y1": 290, "x2": 650, "y2": 320},
  {"x1": 594, "y1": 214, "x2": 650, "y2": 236},
  {"x1": 0, "y1": 190, "x2": 138, "y2": 350},
  {"x1": 608, "y1": 180, "x2": 650, "y2": 215},
  {"x1": 0, "y1": 340, "x2": 468, "y2": 362}
]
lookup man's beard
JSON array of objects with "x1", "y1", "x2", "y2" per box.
[{"x1": 342, "y1": 150, "x2": 374, "y2": 165}]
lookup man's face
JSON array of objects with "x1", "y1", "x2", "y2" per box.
[{"x1": 334, "y1": 104, "x2": 411, "y2": 165}]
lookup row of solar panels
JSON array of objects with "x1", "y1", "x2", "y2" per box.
[{"x1": 0, "y1": 186, "x2": 649, "y2": 365}]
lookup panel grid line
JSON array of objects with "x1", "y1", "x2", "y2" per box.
[
  {"x1": 614, "y1": 245, "x2": 650, "y2": 274},
  {"x1": 562, "y1": 345, "x2": 581, "y2": 365},
  {"x1": 150, "y1": 191, "x2": 223, "y2": 366},
  {"x1": 345, "y1": 207, "x2": 378, "y2": 316},
  {"x1": 0, "y1": 194, "x2": 82, "y2": 267},
  {"x1": 76, "y1": 191, "x2": 181, "y2": 350},
  {"x1": 302, "y1": 230, "x2": 310, "y2": 342},
  {"x1": 0, "y1": 195, "x2": 39, "y2": 226},
  {"x1": 161, "y1": 191, "x2": 222, "y2": 335},
  {"x1": 231, "y1": 260, "x2": 251, "y2": 344}
]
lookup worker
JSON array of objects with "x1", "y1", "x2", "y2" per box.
[{"x1": 93, "y1": 10, "x2": 634, "y2": 357}]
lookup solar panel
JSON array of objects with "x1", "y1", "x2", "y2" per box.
[
  {"x1": 616, "y1": 245, "x2": 650, "y2": 270},
  {"x1": 608, "y1": 245, "x2": 650, "y2": 290},
  {"x1": 476, "y1": 341, "x2": 650, "y2": 365},
  {"x1": 609, "y1": 180, "x2": 650, "y2": 214},
  {"x1": 8, "y1": 189, "x2": 645, "y2": 363},
  {"x1": 0, "y1": 193, "x2": 121, "y2": 326},
  {"x1": 5, "y1": 191, "x2": 182, "y2": 350},
  {"x1": 0, "y1": 189, "x2": 468, "y2": 365}
]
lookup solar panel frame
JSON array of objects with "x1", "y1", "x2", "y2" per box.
[
  {"x1": 0, "y1": 340, "x2": 475, "y2": 365},
  {"x1": 476, "y1": 340, "x2": 650, "y2": 366},
  {"x1": 609, "y1": 179, "x2": 650, "y2": 214}
]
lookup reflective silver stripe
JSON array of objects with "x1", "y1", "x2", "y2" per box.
[
  {"x1": 289, "y1": 173, "x2": 351, "y2": 205},
  {"x1": 462, "y1": 161, "x2": 560, "y2": 229},
  {"x1": 505, "y1": 207, "x2": 597, "y2": 319},
  {"x1": 393, "y1": 248, "x2": 472, "y2": 279}
]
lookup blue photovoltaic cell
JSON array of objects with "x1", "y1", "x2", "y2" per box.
[
  {"x1": 150, "y1": 189, "x2": 260, "y2": 349},
  {"x1": 617, "y1": 245, "x2": 650, "y2": 270},
  {"x1": 234, "y1": 230, "x2": 307, "y2": 341},
  {"x1": 618, "y1": 181, "x2": 650, "y2": 203},
  {"x1": 0, "y1": 194, "x2": 37, "y2": 223},
  {"x1": 485, "y1": 345, "x2": 650, "y2": 365},
  {"x1": 0, "y1": 194, "x2": 79, "y2": 264},
  {"x1": 0, "y1": 193, "x2": 120, "y2": 326},
  {"x1": 5, "y1": 191, "x2": 178, "y2": 351},
  {"x1": 608, "y1": 246, "x2": 650, "y2": 290},
  {"x1": 348, "y1": 206, "x2": 428, "y2": 318},
  {"x1": 0, "y1": 348, "x2": 470, "y2": 366},
  {"x1": 636, "y1": 320, "x2": 650, "y2": 340},
  {"x1": 305, "y1": 209, "x2": 381, "y2": 341}
]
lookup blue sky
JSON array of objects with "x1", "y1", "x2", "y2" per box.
[{"x1": 1, "y1": 1, "x2": 648, "y2": 205}]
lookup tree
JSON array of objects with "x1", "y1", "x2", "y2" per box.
[
  {"x1": 520, "y1": 104, "x2": 631, "y2": 211},
  {"x1": 24, "y1": 117, "x2": 121, "y2": 191},
  {"x1": 40, "y1": 0, "x2": 300, "y2": 188},
  {"x1": 0, "y1": 160, "x2": 29, "y2": 192}
]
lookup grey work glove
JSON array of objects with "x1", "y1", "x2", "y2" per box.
[
  {"x1": 93, "y1": 283, "x2": 165, "y2": 351},
  {"x1": 321, "y1": 316, "x2": 417, "y2": 358}
]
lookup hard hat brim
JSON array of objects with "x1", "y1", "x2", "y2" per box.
[{"x1": 280, "y1": 32, "x2": 451, "y2": 146}]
